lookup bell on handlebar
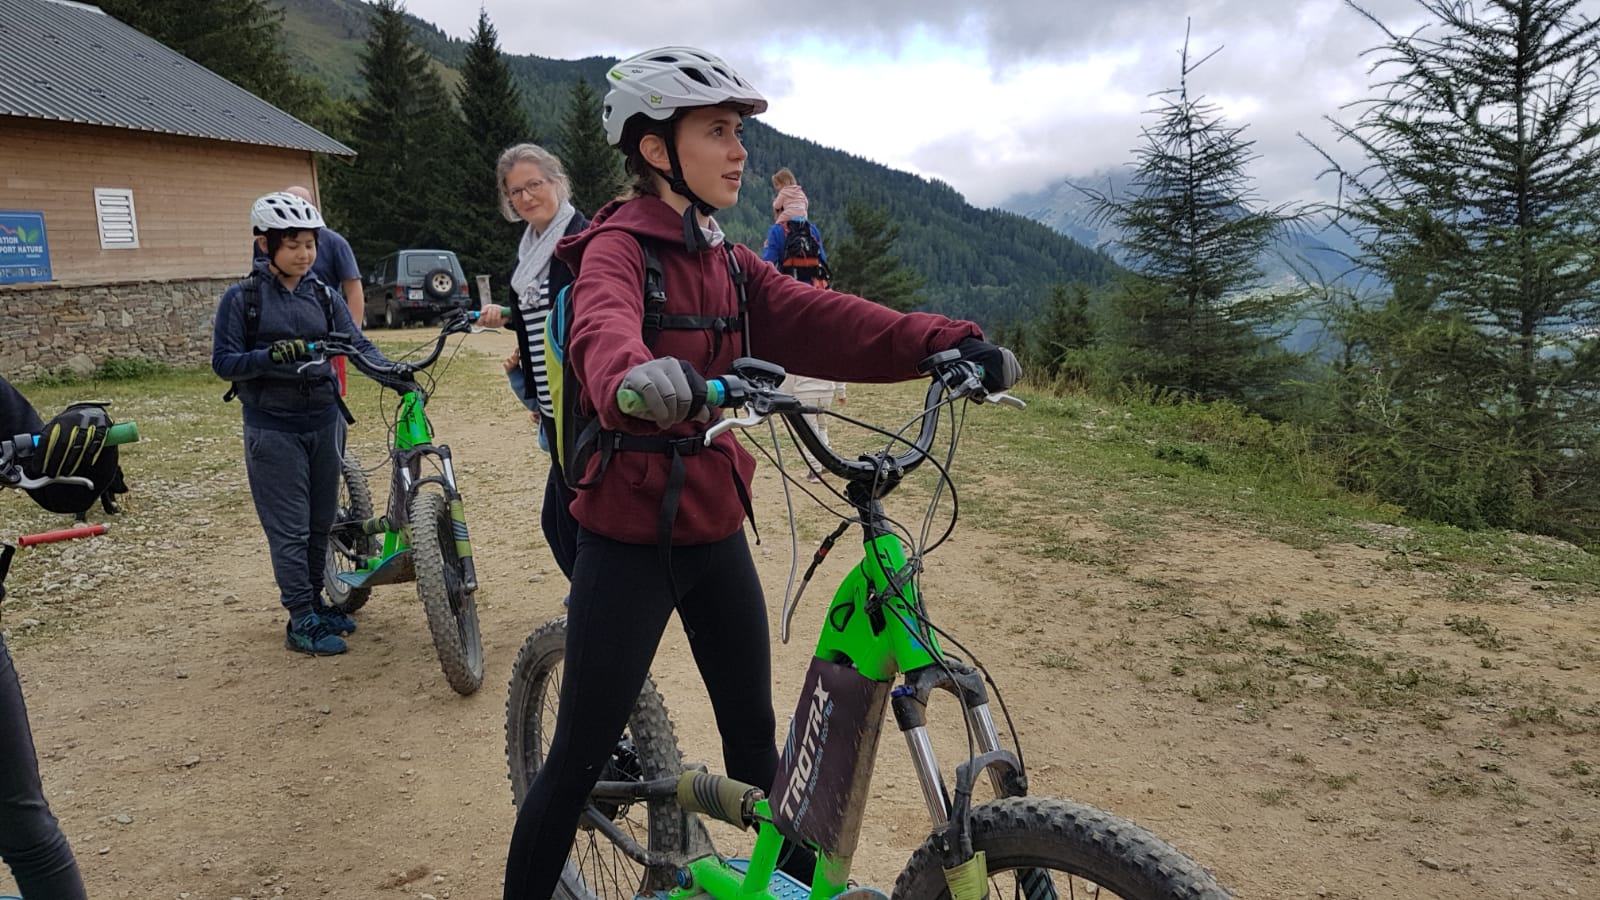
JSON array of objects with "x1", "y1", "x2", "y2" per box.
[{"x1": 728, "y1": 357, "x2": 786, "y2": 388}]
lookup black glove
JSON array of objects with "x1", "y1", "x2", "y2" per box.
[
  {"x1": 620, "y1": 357, "x2": 707, "y2": 427},
  {"x1": 269, "y1": 339, "x2": 310, "y2": 364},
  {"x1": 956, "y1": 337, "x2": 1022, "y2": 393},
  {"x1": 391, "y1": 362, "x2": 418, "y2": 379},
  {"x1": 31, "y1": 402, "x2": 112, "y2": 479}
]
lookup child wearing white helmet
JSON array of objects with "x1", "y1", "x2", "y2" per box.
[
  {"x1": 502, "y1": 48, "x2": 1021, "y2": 899},
  {"x1": 212, "y1": 191, "x2": 401, "y2": 656}
]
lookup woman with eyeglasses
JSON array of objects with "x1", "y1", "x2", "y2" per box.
[{"x1": 477, "y1": 144, "x2": 588, "y2": 580}]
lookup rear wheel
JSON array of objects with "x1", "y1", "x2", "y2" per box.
[
  {"x1": 323, "y1": 450, "x2": 375, "y2": 613},
  {"x1": 891, "y1": 796, "x2": 1232, "y2": 900},
  {"x1": 384, "y1": 298, "x2": 402, "y2": 329},
  {"x1": 505, "y1": 616, "x2": 710, "y2": 899},
  {"x1": 410, "y1": 490, "x2": 483, "y2": 695}
]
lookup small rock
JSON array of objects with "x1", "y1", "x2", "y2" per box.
[
  {"x1": 1514, "y1": 817, "x2": 1531, "y2": 827},
  {"x1": 176, "y1": 670, "x2": 189, "y2": 679},
  {"x1": 222, "y1": 594, "x2": 239, "y2": 605},
  {"x1": 1420, "y1": 857, "x2": 1441, "y2": 870},
  {"x1": 97, "y1": 846, "x2": 110, "y2": 855},
  {"x1": 113, "y1": 813, "x2": 133, "y2": 825},
  {"x1": 319, "y1": 705, "x2": 331, "y2": 715},
  {"x1": 179, "y1": 755, "x2": 201, "y2": 768}
]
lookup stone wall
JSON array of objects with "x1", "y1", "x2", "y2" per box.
[{"x1": 0, "y1": 277, "x2": 228, "y2": 380}]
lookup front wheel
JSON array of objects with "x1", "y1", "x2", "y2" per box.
[
  {"x1": 505, "y1": 616, "x2": 710, "y2": 899},
  {"x1": 324, "y1": 450, "x2": 375, "y2": 613},
  {"x1": 411, "y1": 490, "x2": 483, "y2": 695},
  {"x1": 891, "y1": 796, "x2": 1232, "y2": 900}
]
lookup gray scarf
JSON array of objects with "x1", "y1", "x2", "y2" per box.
[{"x1": 510, "y1": 200, "x2": 576, "y2": 306}]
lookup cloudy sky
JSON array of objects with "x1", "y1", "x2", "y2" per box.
[{"x1": 400, "y1": 0, "x2": 1448, "y2": 208}]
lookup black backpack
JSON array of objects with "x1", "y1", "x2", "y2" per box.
[{"x1": 778, "y1": 219, "x2": 825, "y2": 281}]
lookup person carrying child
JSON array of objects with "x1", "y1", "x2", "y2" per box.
[{"x1": 761, "y1": 167, "x2": 829, "y2": 287}]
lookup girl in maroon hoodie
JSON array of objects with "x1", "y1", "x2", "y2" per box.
[{"x1": 503, "y1": 46, "x2": 1020, "y2": 899}]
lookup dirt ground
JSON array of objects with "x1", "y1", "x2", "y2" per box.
[{"x1": 3, "y1": 328, "x2": 1597, "y2": 899}]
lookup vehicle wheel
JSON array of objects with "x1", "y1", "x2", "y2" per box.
[
  {"x1": 411, "y1": 490, "x2": 483, "y2": 695},
  {"x1": 506, "y1": 616, "x2": 712, "y2": 899},
  {"x1": 422, "y1": 267, "x2": 457, "y2": 302},
  {"x1": 384, "y1": 299, "x2": 402, "y2": 329},
  {"x1": 891, "y1": 796, "x2": 1232, "y2": 900},
  {"x1": 323, "y1": 450, "x2": 375, "y2": 614}
]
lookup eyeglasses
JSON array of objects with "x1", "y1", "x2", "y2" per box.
[{"x1": 508, "y1": 178, "x2": 549, "y2": 201}]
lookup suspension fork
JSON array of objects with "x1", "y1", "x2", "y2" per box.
[
  {"x1": 891, "y1": 662, "x2": 1028, "y2": 825},
  {"x1": 407, "y1": 444, "x2": 479, "y2": 592}
]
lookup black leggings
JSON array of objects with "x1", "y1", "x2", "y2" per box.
[
  {"x1": 504, "y1": 527, "x2": 808, "y2": 899},
  {"x1": 0, "y1": 634, "x2": 87, "y2": 900}
]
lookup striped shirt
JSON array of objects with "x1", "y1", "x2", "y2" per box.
[{"x1": 519, "y1": 279, "x2": 555, "y2": 417}]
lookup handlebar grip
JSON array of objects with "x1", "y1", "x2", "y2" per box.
[
  {"x1": 616, "y1": 381, "x2": 726, "y2": 418},
  {"x1": 617, "y1": 387, "x2": 647, "y2": 417},
  {"x1": 106, "y1": 422, "x2": 139, "y2": 445},
  {"x1": 467, "y1": 306, "x2": 512, "y2": 321},
  {"x1": 17, "y1": 523, "x2": 108, "y2": 547},
  {"x1": 30, "y1": 421, "x2": 139, "y2": 450}
]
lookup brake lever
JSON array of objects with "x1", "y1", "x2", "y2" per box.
[
  {"x1": 8, "y1": 472, "x2": 95, "y2": 491},
  {"x1": 704, "y1": 411, "x2": 764, "y2": 444},
  {"x1": 986, "y1": 392, "x2": 1027, "y2": 409},
  {"x1": 295, "y1": 356, "x2": 331, "y2": 375}
]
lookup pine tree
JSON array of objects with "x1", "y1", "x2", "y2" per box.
[
  {"x1": 829, "y1": 201, "x2": 926, "y2": 312},
  {"x1": 98, "y1": 0, "x2": 337, "y2": 129},
  {"x1": 455, "y1": 9, "x2": 535, "y2": 298},
  {"x1": 1036, "y1": 282, "x2": 1096, "y2": 383},
  {"x1": 558, "y1": 78, "x2": 625, "y2": 216},
  {"x1": 1081, "y1": 29, "x2": 1303, "y2": 409},
  {"x1": 327, "y1": 0, "x2": 466, "y2": 267},
  {"x1": 1316, "y1": 0, "x2": 1600, "y2": 540}
]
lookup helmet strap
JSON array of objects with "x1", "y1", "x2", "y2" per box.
[{"x1": 660, "y1": 135, "x2": 717, "y2": 252}]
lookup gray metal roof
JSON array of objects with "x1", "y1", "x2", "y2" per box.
[{"x1": 0, "y1": 0, "x2": 353, "y2": 156}]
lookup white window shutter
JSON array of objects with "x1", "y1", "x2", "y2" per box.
[{"x1": 94, "y1": 188, "x2": 140, "y2": 249}]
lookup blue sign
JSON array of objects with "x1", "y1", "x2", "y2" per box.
[{"x1": 0, "y1": 211, "x2": 53, "y2": 284}]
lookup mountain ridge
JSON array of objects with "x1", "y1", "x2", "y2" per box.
[{"x1": 267, "y1": 0, "x2": 1118, "y2": 326}]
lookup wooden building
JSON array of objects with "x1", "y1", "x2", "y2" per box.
[{"x1": 0, "y1": 0, "x2": 352, "y2": 378}]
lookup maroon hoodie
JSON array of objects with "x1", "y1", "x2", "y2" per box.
[{"x1": 553, "y1": 195, "x2": 981, "y2": 545}]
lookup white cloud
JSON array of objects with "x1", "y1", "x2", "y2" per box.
[{"x1": 396, "y1": 0, "x2": 1466, "y2": 207}]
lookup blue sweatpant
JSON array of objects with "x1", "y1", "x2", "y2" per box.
[{"x1": 242, "y1": 421, "x2": 343, "y2": 620}]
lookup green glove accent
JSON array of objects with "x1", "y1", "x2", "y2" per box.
[{"x1": 270, "y1": 339, "x2": 310, "y2": 364}]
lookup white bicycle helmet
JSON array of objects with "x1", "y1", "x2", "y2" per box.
[
  {"x1": 603, "y1": 47, "x2": 768, "y2": 147},
  {"x1": 250, "y1": 191, "x2": 325, "y2": 232}
]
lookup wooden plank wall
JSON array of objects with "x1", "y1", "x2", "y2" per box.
[{"x1": 0, "y1": 117, "x2": 320, "y2": 285}]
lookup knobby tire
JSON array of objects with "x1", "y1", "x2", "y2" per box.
[
  {"x1": 505, "y1": 616, "x2": 711, "y2": 899},
  {"x1": 324, "y1": 449, "x2": 374, "y2": 613},
  {"x1": 891, "y1": 796, "x2": 1231, "y2": 900},
  {"x1": 411, "y1": 490, "x2": 483, "y2": 695}
]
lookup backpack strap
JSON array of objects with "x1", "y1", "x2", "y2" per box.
[{"x1": 222, "y1": 274, "x2": 262, "y2": 402}]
